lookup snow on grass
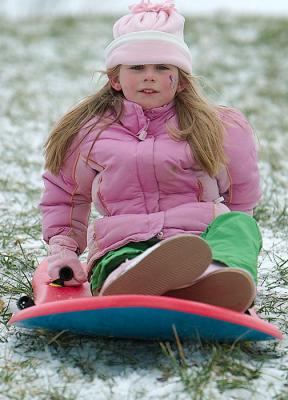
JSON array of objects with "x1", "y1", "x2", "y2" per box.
[{"x1": 0, "y1": 13, "x2": 287, "y2": 400}]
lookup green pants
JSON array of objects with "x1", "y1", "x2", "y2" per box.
[{"x1": 90, "y1": 212, "x2": 262, "y2": 293}]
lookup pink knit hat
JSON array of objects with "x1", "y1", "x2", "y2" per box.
[{"x1": 105, "y1": 0, "x2": 192, "y2": 74}]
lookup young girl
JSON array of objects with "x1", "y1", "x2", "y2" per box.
[{"x1": 40, "y1": 0, "x2": 262, "y2": 312}]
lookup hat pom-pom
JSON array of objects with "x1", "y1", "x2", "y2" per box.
[{"x1": 129, "y1": 0, "x2": 177, "y2": 15}]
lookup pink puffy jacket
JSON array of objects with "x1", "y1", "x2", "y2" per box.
[{"x1": 39, "y1": 100, "x2": 261, "y2": 271}]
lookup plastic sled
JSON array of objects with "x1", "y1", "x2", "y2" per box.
[{"x1": 9, "y1": 259, "x2": 283, "y2": 343}]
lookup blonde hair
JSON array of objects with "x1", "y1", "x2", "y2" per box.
[
  {"x1": 173, "y1": 70, "x2": 227, "y2": 176},
  {"x1": 44, "y1": 66, "x2": 123, "y2": 175},
  {"x1": 44, "y1": 66, "x2": 226, "y2": 176}
]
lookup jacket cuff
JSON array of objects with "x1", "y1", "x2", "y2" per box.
[{"x1": 48, "y1": 235, "x2": 80, "y2": 255}]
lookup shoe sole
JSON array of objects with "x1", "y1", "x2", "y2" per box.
[
  {"x1": 101, "y1": 235, "x2": 212, "y2": 296},
  {"x1": 165, "y1": 268, "x2": 256, "y2": 312}
]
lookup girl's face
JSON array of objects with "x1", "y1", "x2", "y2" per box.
[{"x1": 110, "y1": 64, "x2": 182, "y2": 109}]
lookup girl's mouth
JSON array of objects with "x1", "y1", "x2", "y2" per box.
[{"x1": 140, "y1": 89, "x2": 158, "y2": 94}]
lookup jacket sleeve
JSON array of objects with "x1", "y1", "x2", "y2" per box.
[
  {"x1": 218, "y1": 108, "x2": 261, "y2": 214},
  {"x1": 39, "y1": 135, "x2": 98, "y2": 254}
]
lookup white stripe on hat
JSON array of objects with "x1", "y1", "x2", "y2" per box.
[{"x1": 105, "y1": 30, "x2": 192, "y2": 62}]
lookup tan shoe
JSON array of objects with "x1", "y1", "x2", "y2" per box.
[
  {"x1": 165, "y1": 268, "x2": 256, "y2": 312},
  {"x1": 100, "y1": 235, "x2": 212, "y2": 296}
]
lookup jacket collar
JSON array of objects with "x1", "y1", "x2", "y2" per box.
[{"x1": 118, "y1": 99, "x2": 176, "y2": 137}]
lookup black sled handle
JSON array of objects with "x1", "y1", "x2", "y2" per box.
[
  {"x1": 51, "y1": 266, "x2": 74, "y2": 286},
  {"x1": 59, "y1": 266, "x2": 74, "y2": 281},
  {"x1": 17, "y1": 268, "x2": 74, "y2": 308},
  {"x1": 17, "y1": 295, "x2": 35, "y2": 310}
]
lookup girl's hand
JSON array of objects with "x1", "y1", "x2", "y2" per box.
[
  {"x1": 195, "y1": 171, "x2": 220, "y2": 202},
  {"x1": 214, "y1": 202, "x2": 230, "y2": 217},
  {"x1": 196, "y1": 168, "x2": 230, "y2": 203},
  {"x1": 47, "y1": 249, "x2": 87, "y2": 286},
  {"x1": 47, "y1": 235, "x2": 87, "y2": 286}
]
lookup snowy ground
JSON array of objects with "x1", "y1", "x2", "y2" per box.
[
  {"x1": 0, "y1": 10, "x2": 288, "y2": 400},
  {"x1": 1, "y1": 0, "x2": 288, "y2": 18}
]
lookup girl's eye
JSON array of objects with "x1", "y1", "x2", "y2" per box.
[
  {"x1": 130, "y1": 65, "x2": 144, "y2": 70},
  {"x1": 157, "y1": 65, "x2": 170, "y2": 70},
  {"x1": 129, "y1": 65, "x2": 170, "y2": 71}
]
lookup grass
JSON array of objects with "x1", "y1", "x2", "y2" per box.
[{"x1": 0, "y1": 11, "x2": 288, "y2": 400}]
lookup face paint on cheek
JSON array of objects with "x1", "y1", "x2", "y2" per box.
[{"x1": 169, "y1": 75, "x2": 178, "y2": 91}]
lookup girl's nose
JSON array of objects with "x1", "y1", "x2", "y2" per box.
[
  {"x1": 144, "y1": 75, "x2": 155, "y2": 81},
  {"x1": 144, "y1": 74, "x2": 155, "y2": 81},
  {"x1": 144, "y1": 66, "x2": 156, "y2": 81}
]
